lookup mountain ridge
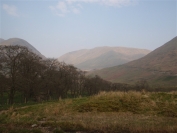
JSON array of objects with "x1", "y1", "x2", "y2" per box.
[
  {"x1": 58, "y1": 46, "x2": 151, "y2": 71},
  {"x1": 89, "y1": 36, "x2": 177, "y2": 86},
  {"x1": 0, "y1": 38, "x2": 45, "y2": 59}
]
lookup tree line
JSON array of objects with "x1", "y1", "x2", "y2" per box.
[
  {"x1": 0, "y1": 45, "x2": 130, "y2": 105},
  {"x1": 1, "y1": 45, "x2": 173, "y2": 105}
]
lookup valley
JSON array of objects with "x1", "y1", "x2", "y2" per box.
[
  {"x1": 0, "y1": 37, "x2": 177, "y2": 133},
  {"x1": 1, "y1": 1, "x2": 176, "y2": 132}
]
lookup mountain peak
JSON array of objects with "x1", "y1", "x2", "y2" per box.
[
  {"x1": 58, "y1": 46, "x2": 151, "y2": 71},
  {"x1": 0, "y1": 38, "x2": 46, "y2": 59}
]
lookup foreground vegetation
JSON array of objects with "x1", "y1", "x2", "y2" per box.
[{"x1": 1, "y1": 91, "x2": 177, "y2": 133}]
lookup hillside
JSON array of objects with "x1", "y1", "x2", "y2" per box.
[
  {"x1": 1, "y1": 91, "x2": 177, "y2": 133},
  {"x1": 58, "y1": 46, "x2": 150, "y2": 71},
  {"x1": 0, "y1": 38, "x2": 5, "y2": 43},
  {"x1": 89, "y1": 37, "x2": 177, "y2": 86},
  {"x1": 0, "y1": 38, "x2": 45, "y2": 59}
]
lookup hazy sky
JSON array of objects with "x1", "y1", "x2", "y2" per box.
[{"x1": 0, "y1": 0, "x2": 177, "y2": 58}]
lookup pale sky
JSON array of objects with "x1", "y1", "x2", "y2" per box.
[{"x1": 0, "y1": 0, "x2": 177, "y2": 58}]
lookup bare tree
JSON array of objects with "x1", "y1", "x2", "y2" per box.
[
  {"x1": 0, "y1": 45, "x2": 31, "y2": 104},
  {"x1": 18, "y1": 50, "x2": 45, "y2": 103}
]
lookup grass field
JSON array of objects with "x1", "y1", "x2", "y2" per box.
[{"x1": 1, "y1": 91, "x2": 177, "y2": 133}]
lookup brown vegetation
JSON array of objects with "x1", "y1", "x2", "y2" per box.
[{"x1": 0, "y1": 91, "x2": 177, "y2": 133}]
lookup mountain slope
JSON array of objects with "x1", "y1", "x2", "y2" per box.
[
  {"x1": 126, "y1": 36, "x2": 177, "y2": 73},
  {"x1": 0, "y1": 38, "x2": 45, "y2": 59},
  {"x1": 89, "y1": 37, "x2": 177, "y2": 86},
  {"x1": 0, "y1": 38, "x2": 5, "y2": 43},
  {"x1": 58, "y1": 46, "x2": 151, "y2": 71}
]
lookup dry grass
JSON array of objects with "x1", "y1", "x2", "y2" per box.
[{"x1": 1, "y1": 91, "x2": 177, "y2": 133}]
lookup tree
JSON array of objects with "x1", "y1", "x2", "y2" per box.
[
  {"x1": 135, "y1": 79, "x2": 149, "y2": 91},
  {"x1": 0, "y1": 45, "x2": 29, "y2": 104},
  {"x1": 0, "y1": 45, "x2": 44, "y2": 104},
  {"x1": 17, "y1": 49, "x2": 45, "y2": 103}
]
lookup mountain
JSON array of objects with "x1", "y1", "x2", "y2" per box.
[
  {"x1": 0, "y1": 38, "x2": 5, "y2": 43},
  {"x1": 89, "y1": 37, "x2": 177, "y2": 86},
  {"x1": 0, "y1": 38, "x2": 45, "y2": 59},
  {"x1": 58, "y1": 46, "x2": 151, "y2": 71}
]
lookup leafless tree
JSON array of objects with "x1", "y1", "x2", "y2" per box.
[{"x1": 0, "y1": 45, "x2": 31, "y2": 104}]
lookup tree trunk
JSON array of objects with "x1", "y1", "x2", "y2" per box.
[{"x1": 8, "y1": 88, "x2": 15, "y2": 105}]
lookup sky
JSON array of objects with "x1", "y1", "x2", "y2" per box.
[{"x1": 0, "y1": 0, "x2": 177, "y2": 58}]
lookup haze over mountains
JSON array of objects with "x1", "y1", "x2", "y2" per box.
[
  {"x1": 89, "y1": 37, "x2": 177, "y2": 86},
  {"x1": 58, "y1": 47, "x2": 151, "y2": 71},
  {"x1": 0, "y1": 38, "x2": 5, "y2": 43},
  {"x1": 0, "y1": 38, "x2": 45, "y2": 59},
  {"x1": 1, "y1": 36, "x2": 176, "y2": 86}
]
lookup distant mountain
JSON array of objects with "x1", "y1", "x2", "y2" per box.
[
  {"x1": 0, "y1": 38, "x2": 5, "y2": 43},
  {"x1": 89, "y1": 37, "x2": 177, "y2": 86},
  {"x1": 0, "y1": 38, "x2": 45, "y2": 59},
  {"x1": 58, "y1": 47, "x2": 151, "y2": 71}
]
